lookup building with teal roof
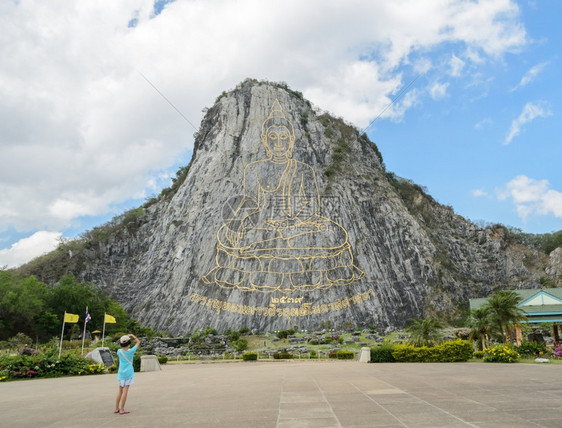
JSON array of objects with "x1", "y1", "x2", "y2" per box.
[{"x1": 470, "y1": 288, "x2": 562, "y2": 345}]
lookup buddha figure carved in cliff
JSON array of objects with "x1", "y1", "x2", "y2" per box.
[{"x1": 203, "y1": 99, "x2": 364, "y2": 293}]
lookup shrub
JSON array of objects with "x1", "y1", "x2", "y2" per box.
[
  {"x1": 517, "y1": 341, "x2": 547, "y2": 357},
  {"x1": 336, "y1": 350, "x2": 355, "y2": 360},
  {"x1": 0, "y1": 350, "x2": 105, "y2": 380},
  {"x1": 483, "y1": 345, "x2": 520, "y2": 363},
  {"x1": 273, "y1": 352, "x2": 293, "y2": 359},
  {"x1": 276, "y1": 329, "x2": 295, "y2": 339},
  {"x1": 133, "y1": 353, "x2": 141, "y2": 372},
  {"x1": 328, "y1": 351, "x2": 338, "y2": 359},
  {"x1": 393, "y1": 344, "x2": 437, "y2": 362},
  {"x1": 157, "y1": 355, "x2": 168, "y2": 364},
  {"x1": 473, "y1": 350, "x2": 485, "y2": 359},
  {"x1": 242, "y1": 352, "x2": 258, "y2": 361},
  {"x1": 391, "y1": 340, "x2": 473, "y2": 362},
  {"x1": 232, "y1": 338, "x2": 248, "y2": 352},
  {"x1": 370, "y1": 342, "x2": 396, "y2": 363},
  {"x1": 434, "y1": 340, "x2": 473, "y2": 362}
]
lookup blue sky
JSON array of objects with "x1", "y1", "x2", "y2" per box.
[
  {"x1": 0, "y1": 0, "x2": 560, "y2": 268},
  {"x1": 371, "y1": 1, "x2": 561, "y2": 233}
]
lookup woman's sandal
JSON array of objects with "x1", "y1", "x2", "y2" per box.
[
  {"x1": 114, "y1": 410, "x2": 120, "y2": 414},
  {"x1": 119, "y1": 410, "x2": 130, "y2": 415}
]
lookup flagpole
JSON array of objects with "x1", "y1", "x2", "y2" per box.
[
  {"x1": 59, "y1": 312, "x2": 66, "y2": 359},
  {"x1": 102, "y1": 313, "x2": 106, "y2": 348},
  {"x1": 81, "y1": 306, "x2": 88, "y2": 356}
]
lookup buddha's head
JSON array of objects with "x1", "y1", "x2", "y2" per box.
[{"x1": 261, "y1": 99, "x2": 295, "y2": 160}]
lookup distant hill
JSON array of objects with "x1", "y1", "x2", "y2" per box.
[{"x1": 16, "y1": 79, "x2": 562, "y2": 334}]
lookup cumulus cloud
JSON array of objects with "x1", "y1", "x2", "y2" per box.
[
  {"x1": 0, "y1": 231, "x2": 61, "y2": 269},
  {"x1": 449, "y1": 54, "x2": 465, "y2": 76},
  {"x1": 472, "y1": 189, "x2": 488, "y2": 197},
  {"x1": 504, "y1": 101, "x2": 552, "y2": 144},
  {"x1": 511, "y1": 61, "x2": 548, "y2": 91},
  {"x1": 0, "y1": 0, "x2": 527, "y2": 257},
  {"x1": 498, "y1": 176, "x2": 562, "y2": 220},
  {"x1": 429, "y1": 81, "x2": 449, "y2": 100}
]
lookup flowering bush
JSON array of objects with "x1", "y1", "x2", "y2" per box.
[
  {"x1": 554, "y1": 346, "x2": 562, "y2": 358},
  {"x1": 0, "y1": 350, "x2": 105, "y2": 381},
  {"x1": 483, "y1": 345, "x2": 520, "y2": 363}
]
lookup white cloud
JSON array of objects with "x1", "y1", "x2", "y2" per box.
[
  {"x1": 413, "y1": 58, "x2": 432, "y2": 74},
  {"x1": 0, "y1": 231, "x2": 61, "y2": 269},
  {"x1": 511, "y1": 61, "x2": 548, "y2": 91},
  {"x1": 472, "y1": 189, "x2": 488, "y2": 197},
  {"x1": 0, "y1": 0, "x2": 528, "y2": 260},
  {"x1": 498, "y1": 175, "x2": 562, "y2": 220},
  {"x1": 449, "y1": 54, "x2": 465, "y2": 76},
  {"x1": 429, "y1": 81, "x2": 449, "y2": 100},
  {"x1": 474, "y1": 117, "x2": 493, "y2": 130},
  {"x1": 504, "y1": 101, "x2": 552, "y2": 144}
]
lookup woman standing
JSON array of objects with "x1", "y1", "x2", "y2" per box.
[{"x1": 114, "y1": 333, "x2": 140, "y2": 415}]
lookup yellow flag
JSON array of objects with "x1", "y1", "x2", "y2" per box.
[
  {"x1": 105, "y1": 313, "x2": 116, "y2": 323},
  {"x1": 64, "y1": 312, "x2": 79, "y2": 323}
]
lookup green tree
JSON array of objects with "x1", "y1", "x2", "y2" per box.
[
  {"x1": 467, "y1": 307, "x2": 493, "y2": 351},
  {"x1": 484, "y1": 290, "x2": 527, "y2": 344},
  {"x1": 406, "y1": 317, "x2": 444, "y2": 347},
  {"x1": 0, "y1": 272, "x2": 48, "y2": 340},
  {"x1": 45, "y1": 275, "x2": 131, "y2": 337},
  {"x1": 103, "y1": 299, "x2": 130, "y2": 334}
]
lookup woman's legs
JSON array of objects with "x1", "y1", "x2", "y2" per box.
[
  {"x1": 119, "y1": 385, "x2": 130, "y2": 412},
  {"x1": 115, "y1": 385, "x2": 123, "y2": 412},
  {"x1": 115, "y1": 384, "x2": 130, "y2": 413}
]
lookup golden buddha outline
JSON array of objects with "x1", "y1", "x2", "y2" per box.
[{"x1": 203, "y1": 99, "x2": 364, "y2": 293}]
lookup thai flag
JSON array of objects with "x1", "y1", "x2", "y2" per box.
[{"x1": 85, "y1": 311, "x2": 91, "y2": 323}]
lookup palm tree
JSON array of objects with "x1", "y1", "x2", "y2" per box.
[
  {"x1": 406, "y1": 317, "x2": 443, "y2": 347},
  {"x1": 484, "y1": 290, "x2": 527, "y2": 344},
  {"x1": 467, "y1": 307, "x2": 492, "y2": 350}
]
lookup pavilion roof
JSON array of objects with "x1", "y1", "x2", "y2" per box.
[{"x1": 469, "y1": 289, "x2": 562, "y2": 323}]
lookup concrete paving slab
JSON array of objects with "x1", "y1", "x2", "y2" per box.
[{"x1": 1, "y1": 360, "x2": 562, "y2": 427}]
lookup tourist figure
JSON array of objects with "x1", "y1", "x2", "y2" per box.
[{"x1": 114, "y1": 333, "x2": 140, "y2": 415}]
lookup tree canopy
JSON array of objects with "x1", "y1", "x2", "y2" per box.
[
  {"x1": 406, "y1": 317, "x2": 443, "y2": 347},
  {"x1": 483, "y1": 289, "x2": 527, "y2": 344},
  {"x1": 0, "y1": 271, "x2": 132, "y2": 341}
]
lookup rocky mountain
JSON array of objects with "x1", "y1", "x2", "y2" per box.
[{"x1": 18, "y1": 79, "x2": 561, "y2": 334}]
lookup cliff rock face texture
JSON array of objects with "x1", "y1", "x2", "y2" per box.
[{"x1": 24, "y1": 80, "x2": 560, "y2": 333}]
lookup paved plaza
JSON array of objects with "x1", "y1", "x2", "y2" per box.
[{"x1": 1, "y1": 360, "x2": 561, "y2": 427}]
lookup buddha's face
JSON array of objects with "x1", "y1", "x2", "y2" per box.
[{"x1": 263, "y1": 126, "x2": 293, "y2": 157}]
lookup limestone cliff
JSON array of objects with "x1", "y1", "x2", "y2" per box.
[{"x1": 19, "y1": 80, "x2": 560, "y2": 333}]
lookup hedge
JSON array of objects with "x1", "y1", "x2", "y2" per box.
[
  {"x1": 273, "y1": 352, "x2": 293, "y2": 359},
  {"x1": 370, "y1": 343, "x2": 396, "y2": 363},
  {"x1": 242, "y1": 352, "x2": 258, "y2": 361},
  {"x1": 336, "y1": 350, "x2": 355, "y2": 360},
  {"x1": 371, "y1": 339, "x2": 473, "y2": 363}
]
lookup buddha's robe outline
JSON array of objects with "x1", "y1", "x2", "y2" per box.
[{"x1": 203, "y1": 156, "x2": 364, "y2": 293}]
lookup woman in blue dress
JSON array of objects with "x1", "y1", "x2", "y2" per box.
[{"x1": 114, "y1": 333, "x2": 140, "y2": 415}]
